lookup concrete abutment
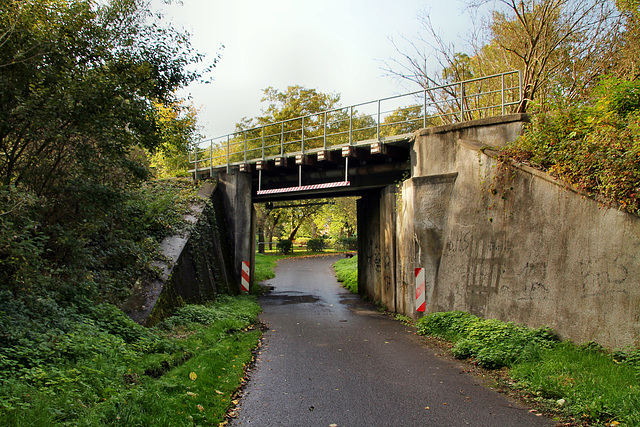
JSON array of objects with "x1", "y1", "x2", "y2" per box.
[{"x1": 358, "y1": 114, "x2": 640, "y2": 349}]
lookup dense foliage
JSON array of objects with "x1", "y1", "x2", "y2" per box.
[
  {"x1": 416, "y1": 311, "x2": 559, "y2": 369},
  {"x1": 305, "y1": 238, "x2": 325, "y2": 252},
  {"x1": 0, "y1": 1, "x2": 219, "y2": 421},
  {"x1": 0, "y1": 295, "x2": 261, "y2": 426},
  {"x1": 502, "y1": 77, "x2": 640, "y2": 215},
  {"x1": 276, "y1": 239, "x2": 293, "y2": 255},
  {"x1": 0, "y1": 179, "x2": 199, "y2": 376}
]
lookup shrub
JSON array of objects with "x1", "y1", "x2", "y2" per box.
[
  {"x1": 276, "y1": 239, "x2": 293, "y2": 255},
  {"x1": 306, "y1": 238, "x2": 325, "y2": 252},
  {"x1": 502, "y1": 76, "x2": 640, "y2": 215},
  {"x1": 416, "y1": 311, "x2": 559, "y2": 368},
  {"x1": 335, "y1": 236, "x2": 358, "y2": 251}
]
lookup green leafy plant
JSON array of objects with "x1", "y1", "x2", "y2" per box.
[
  {"x1": 0, "y1": 295, "x2": 261, "y2": 426},
  {"x1": 276, "y1": 239, "x2": 293, "y2": 255},
  {"x1": 335, "y1": 236, "x2": 358, "y2": 251},
  {"x1": 306, "y1": 238, "x2": 325, "y2": 252},
  {"x1": 416, "y1": 311, "x2": 559, "y2": 368},
  {"x1": 501, "y1": 76, "x2": 640, "y2": 215}
]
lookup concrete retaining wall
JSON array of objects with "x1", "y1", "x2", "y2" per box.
[
  {"x1": 360, "y1": 115, "x2": 640, "y2": 349},
  {"x1": 122, "y1": 182, "x2": 237, "y2": 326}
]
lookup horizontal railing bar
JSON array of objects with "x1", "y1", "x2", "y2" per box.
[{"x1": 190, "y1": 71, "x2": 522, "y2": 172}]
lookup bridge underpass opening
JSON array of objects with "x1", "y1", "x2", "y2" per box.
[
  {"x1": 251, "y1": 180, "x2": 400, "y2": 314},
  {"x1": 254, "y1": 196, "x2": 359, "y2": 257},
  {"x1": 239, "y1": 129, "x2": 411, "y2": 314}
]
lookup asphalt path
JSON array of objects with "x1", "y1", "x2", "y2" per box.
[{"x1": 230, "y1": 255, "x2": 555, "y2": 427}]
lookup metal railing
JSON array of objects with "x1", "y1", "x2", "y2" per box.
[{"x1": 189, "y1": 71, "x2": 522, "y2": 174}]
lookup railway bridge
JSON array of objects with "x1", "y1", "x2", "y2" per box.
[{"x1": 188, "y1": 70, "x2": 640, "y2": 349}]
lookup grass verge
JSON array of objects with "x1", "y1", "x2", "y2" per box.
[
  {"x1": 0, "y1": 294, "x2": 262, "y2": 426},
  {"x1": 333, "y1": 255, "x2": 357, "y2": 293},
  {"x1": 416, "y1": 311, "x2": 640, "y2": 426}
]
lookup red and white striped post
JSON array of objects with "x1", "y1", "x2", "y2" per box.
[
  {"x1": 241, "y1": 261, "x2": 250, "y2": 292},
  {"x1": 415, "y1": 268, "x2": 426, "y2": 312}
]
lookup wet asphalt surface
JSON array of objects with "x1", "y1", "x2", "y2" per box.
[{"x1": 230, "y1": 255, "x2": 555, "y2": 427}]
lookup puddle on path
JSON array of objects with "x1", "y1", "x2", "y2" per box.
[{"x1": 261, "y1": 292, "x2": 321, "y2": 305}]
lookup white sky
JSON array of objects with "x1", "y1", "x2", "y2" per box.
[{"x1": 153, "y1": 0, "x2": 472, "y2": 139}]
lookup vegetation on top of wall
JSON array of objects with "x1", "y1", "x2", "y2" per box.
[
  {"x1": 416, "y1": 311, "x2": 640, "y2": 425},
  {"x1": 501, "y1": 77, "x2": 640, "y2": 216}
]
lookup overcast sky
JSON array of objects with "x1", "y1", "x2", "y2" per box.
[{"x1": 153, "y1": 0, "x2": 471, "y2": 139}]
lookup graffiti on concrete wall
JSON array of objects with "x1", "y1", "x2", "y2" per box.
[
  {"x1": 444, "y1": 230, "x2": 510, "y2": 308},
  {"x1": 519, "y1": 261, "x2": 549, "y2": 300}
]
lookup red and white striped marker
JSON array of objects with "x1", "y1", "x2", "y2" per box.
[
  {"x1": 415, "y1": 268, "x2": 426, "y2": 312},
  {"x1": 241, "y1": 261, "x2": 250, "y2": 292},
  {"x1": 256, "y1": 180, "x2": 350, "y2": 195}
]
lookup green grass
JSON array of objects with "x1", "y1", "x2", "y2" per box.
[
  {"x1": 0, "y1": 294, "x2": 262, "y2": 426},
  {"x1": 511, "y1": 342, "x2": 640, "y2": 426},
  {"x1": 254, "y1": 253, "x2": 279, "y2": 284},
  {"x1": 416, "y1": 311, "x2": 640, "y2": 425},
  {"x1": 333, "y1": 255, "x2": 358, "y2": 293}
]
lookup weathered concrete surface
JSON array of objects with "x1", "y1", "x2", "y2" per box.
[
  {"x1": 231, "y1": 256, "x2": 554, "y2": 426},
  {"x1": 360, "y1": 116, "x2": 640, "y2": 349},
  {"x1": 122, "y1": 182, "x2": 236, "y2": 325},
  {"x1": 218, "y1": 170, "x2": 256, "y2": 288}
]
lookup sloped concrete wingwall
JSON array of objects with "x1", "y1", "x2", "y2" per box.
[
  {"x1": 122, "y1": 182, "x2": 237, "y2": 326},
  {"x1": 361, "y1": 115, "x2": 640, "y2": 349}
]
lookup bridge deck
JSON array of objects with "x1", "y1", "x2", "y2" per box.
[{"x1": 189, "y1": 71, "x2": 522, "y2": 198}]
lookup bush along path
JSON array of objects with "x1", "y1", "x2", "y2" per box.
[
  {"x1": 0, "y1": 295, "x2": 262, "y2": 426},
  {"x1": 415, "y1": 311, "x2": 640, "y2": 426}
]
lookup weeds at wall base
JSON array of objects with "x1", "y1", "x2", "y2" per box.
[{"x1": 415, "y1": 311, "x2": 640, "y2": 426}]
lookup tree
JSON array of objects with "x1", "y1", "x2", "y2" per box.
[
  {"x1": 315, "y1": 197, "x2": 357, "y2": 238},
  {"x1": 383, "y1": 0, "x2": 626, "y2": 113},
  {"x1": 149, "y1": 99, "x2": 201, "y2": 178},
  {"x1": 255, "y1": 203, "x2": 283, "y2": 252},
  {"x1": 615, "y1": 0, "x2": 640, "y2": 78},
  {"x1": 0, "y1": 0, "x2": 211, "y2": 196},
  {"x1": 480, "y1": 0, "x2": 622, "y2": 110}
]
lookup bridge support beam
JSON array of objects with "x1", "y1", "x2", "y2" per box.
[{"x1": 217, "y1": 170, "x2": 256, "y2": 291}]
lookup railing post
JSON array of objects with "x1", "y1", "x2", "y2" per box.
[
  {"x1": 209, "y1": 142, "x2": 213, "y2": 176},
  {"x1": 261, "y1": 127, "x2": 265, "y2": 160},
  {"x1": 501, "y1": 73, "x2": 506, "y2": 116},
  {"x1": 349, "y1": 106, "x2": 353, "y2": 145},
  {"x1": 244, "y1": 132, "x2": 247, "y2": 163},
  {"x1": 459, "y1": 82, "x2": 465, "y2": 122},
  {"x1": 301, "y1": 116, "x2": 305, "y2": 153},
  {"x1": 323, "y1": 111, "x2": 327, "y2": 149},
  {"x1": 376, "y1": 99, "x2": 381, "y2": 140},
  {"x1": 226, "y1": 135, "x2": 230, "y2": 174},
  {"x1": 194, "y1": 146, "x2": 198, "y2": 180},
  {"x1": 423, "y1": 89, "x2": 427, "y2": 128},
  {"x1": 518, "y1": 70, "x2": 523, "y2": 108},
  {"x1": 280, "y1": 122, "x2": 284, "y2": 156}
]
